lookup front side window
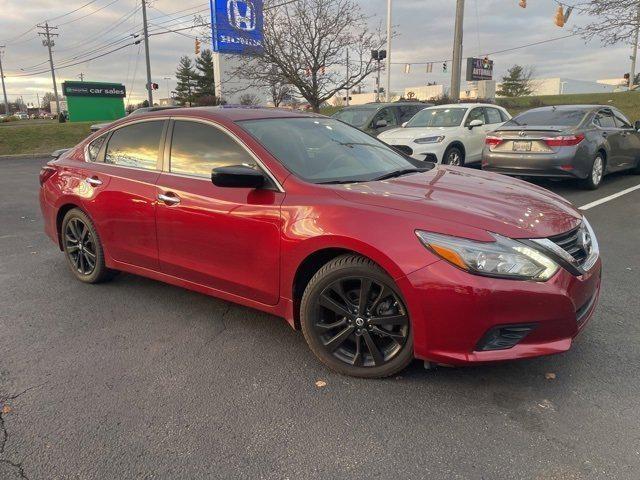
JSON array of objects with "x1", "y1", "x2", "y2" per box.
[
  {"x1": 169, "y1": 121, "x2": 256, "y2": 177},
  {"x1": 406, "y1": 108, "x2": 467, "y2": 128},
  {"x1": 239, "y1": 117, "x2": 422, "y2": 184},
  {"x1": 332, "y1": 107, "x2": 377, "y2": 128},
  {"x1": 465, "y1": 108, "x2": 486, "y2": 126},
  {"x1": 86, "y1": 134, "x2": 106, "y2": 162},
  {"x1": 613, "y1": 111, "x2": 632, "y2": 129},
  {"x1": 371, "y1": 108, "x2": 397, "y2": 128},
  {"x1": 396, "y1": 105, "x2": 421, "y2": 123},
  {"x1": 105, "y1": 121, "x2": 163, "y2": 170}
]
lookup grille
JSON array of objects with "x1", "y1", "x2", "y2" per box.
[
  {"x1": 548, "y1": 224, "x2": 588, "y2": 264},
  {"x1": 393, "y1": 145, "x2": 413, "y2": 156}
]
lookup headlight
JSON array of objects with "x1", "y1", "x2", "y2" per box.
[
  {"x1": 414, "y1": 135, "x2": 445, "y2": 144},
  {"x1": 416, "y1": 231, "x2": 559, "y2": 281}
]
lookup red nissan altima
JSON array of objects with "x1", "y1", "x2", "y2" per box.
[{"x1": 39, "y1": 107, "x2": 601, "y2": 378}]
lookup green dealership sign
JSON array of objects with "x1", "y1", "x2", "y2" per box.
[{"x1": 61, "y1": 81, "x2": 126, "y2": 123}]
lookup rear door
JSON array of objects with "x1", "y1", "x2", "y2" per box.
[
  {"x1": 612, "y1": 109, "x2": 640, "y2": 169},
  {"x1": 82, "y1": 119, "x2": 166, "y2": 270},
  {"x1": 594, "y1": 109, "x2": 624, "y2": 169},
  {"x1": 155, "y1": 119, "x2": 283, "y2": 305}
]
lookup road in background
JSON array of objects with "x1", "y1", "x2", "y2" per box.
[{"x1": 1, "y1": 157, "x2": 639, "y2": 479}]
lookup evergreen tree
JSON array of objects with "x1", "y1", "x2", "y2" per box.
[
  {"x1": 175, "y1": 56, "x2": 197, "y2": 106},
  {"x1": 195, "y1": 49, "x2": 216, "y2": 105},
  {"x1": 496, "y1": 65, "x2": 535, "y2": 97}
]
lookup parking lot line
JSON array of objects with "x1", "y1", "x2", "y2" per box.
[{"x1": 579, "y1": 184, "x2": 640, "y2": 210}]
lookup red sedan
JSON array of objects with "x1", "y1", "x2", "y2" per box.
[{"x1": 39, "y1": 107, "x2": 602, "y2": 378}]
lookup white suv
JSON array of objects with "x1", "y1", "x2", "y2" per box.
[{"x1": 377, "y1": 103, "x2": 511, "y2": 166}]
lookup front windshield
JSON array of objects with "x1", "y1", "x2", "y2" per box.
[
  {"x1": 406, "y1": 107, "x2": 467, "y2": 128},
  {"x1": 332, "y1": 107, "x2": 377, "y2": 128},
  {"x1": 239, "y1": 117, "x2": 425, "y2": 184}
]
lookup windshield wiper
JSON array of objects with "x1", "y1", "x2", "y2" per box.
[
  {"x1": 372, "y1": 168, "x2": 428, "y2": 181},
  {"x1": 317, "y1": 179, "x2": 367, "y2": 184},
  {"x1": 334, "y1": 141, "x2": 387, "y2": 150}
]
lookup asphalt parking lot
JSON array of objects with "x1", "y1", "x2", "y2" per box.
[{"x1": 1, "y1": 156, "x2": 639, "y2": 480}]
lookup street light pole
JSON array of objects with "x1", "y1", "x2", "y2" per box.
[
  {"x1": 164, "y1": 76, "x2": 171, "y2": 102},
  {"x1": 141, "y1": 0, "x2": 153, "y2": 105},
  {"x1": 630, "y1": 2, "x2": 640, "y2": 88},
  {"x1": 450, "y1": 0, "x2": 465, "y2": 101},
  {"x1": 385, "y1": 0, "x2": 392, "y2": 102},
  {"x1": 0, "y1": 46, "x2": 9, "y2": 116}
]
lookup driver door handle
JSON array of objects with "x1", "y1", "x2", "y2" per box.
[
  {"x1": 85, "y1": 176, "x2": 102, "y2": 186},
  {"x1": 158, "y1": 192, "x2": 181, "y2": 205}
]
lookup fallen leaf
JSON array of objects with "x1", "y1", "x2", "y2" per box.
[
  {"x1": 315, "y1": 380, "x2": 327, "y2": 388},
  {"x1": 2, "y1": 404, "x2": 12, "y2": 414},
  {"x1": 545, "y1": 372, "x2": 556, "y2": 380}
]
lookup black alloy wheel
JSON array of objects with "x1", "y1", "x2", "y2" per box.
[
  {"x1": 61, "y1": 208, "x2": 116, "y2": 283},
  {"x1": 443, "y1": 146, "x2": 464, "y2": 166},
  {"x1": 301, "y1": 255, "x2": 413, "y2": 378}
]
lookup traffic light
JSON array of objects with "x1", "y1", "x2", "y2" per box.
[
  {"x1": 519, "y1": 0, "x2": 526, "y2": 7},
  {"x1": 151, "y1": 83, "x2": 158, "y2": 90},
  {"x1": 554, "y1": 6, "x2": 565, "y2": 27},
  {"x1": 195, "y1": 38, "x2": 201, "y2": 55},
  {"x1": 442, "y1": 62, "x2": 448, "y2": 73}
]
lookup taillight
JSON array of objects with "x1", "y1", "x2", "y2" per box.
[
  {"x1": 543, "y1": 134, "x2": 585, "y2": 147},
  {"x1": 485, "y1": 136, "x2": 503, "y2": 147},
  {"x1": 39, "y1": 166, "x2": 56, "y2": 186}
]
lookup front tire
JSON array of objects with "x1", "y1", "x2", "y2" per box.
[
  {"x1": 442, "y1": 146, "x2": 464, "y2": 166},
  {"x1": 300, "y1": 254, "x2": 413, "y2": 378},
  {"x1": 580, "y1": 153, "x2": 604, "y2": 190},
  {"x1": 61, "y1": 208, "x2": 116, "y2": 284}
]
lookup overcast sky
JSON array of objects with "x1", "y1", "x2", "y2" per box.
[{"x1": 0, "y1": 0, "x2": 630, "y2": 106}]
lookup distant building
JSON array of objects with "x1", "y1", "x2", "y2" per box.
[
  {"x1": 497, "y1": 78, "x2": 617, "y2": 97},
  {"x1": 158, "y1": 97, "x2": 177, "y2": 106}
]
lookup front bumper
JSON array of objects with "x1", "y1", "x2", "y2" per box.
[
  {"x1": 386, "y1": 141, "x2": 446, "y2": 163},
  {"x1": 482, "y1": 148, "x2": 590, "y2": 179},
  {"x1": 398, "y1": 257, "x2": 602, "y2": 365}
]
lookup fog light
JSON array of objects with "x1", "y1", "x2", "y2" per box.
[{"x1": 475, "y1": 324, "x2": 537, "y2": 351}]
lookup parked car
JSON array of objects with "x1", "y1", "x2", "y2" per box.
[
  {"x1": 39, "y1": 107, "x2": 601, "y2": 378},
  {"x1": 13, "y1": 112, "x2": 29, "y2": 120},
  {"x1": 378, "y1": 103, "x2": 511, "y2": 165},
  {"x1": 90, "y1": 106, "x2": 178, "y2": 132},
  {"x1": 332, "y1": 102, "x2": 431, "y2": 136},
  {"x1": 482, "y1": 105, "x2": 640, "y2": 189}
]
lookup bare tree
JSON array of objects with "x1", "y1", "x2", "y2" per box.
[
  {"x1": 575, "y1": 1, "x2": 640, "y2": 45},
  {"x1": 269, "y1": 81, "x2": 294, "y2": 107},
  {"x1": 229, "y1": 0, "x2": 384, "y2": 112}
]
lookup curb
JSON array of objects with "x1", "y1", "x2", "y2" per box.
[{"x1": 0, "y1": 153, "x2": 50, "y2": 160}]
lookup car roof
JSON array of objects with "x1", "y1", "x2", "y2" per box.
[
  {"x1": 521, "y1": 105, "x2": 606, "y2": 113},
  {"x1": 131, "y1": 106, "x2": 323, "y2": 122},
  {"x1": 425, "y1": 103, "x2": 501, "y2": 109},
  {"x1": 339, "y1": 102, "x2": 429, "y2": 110}
]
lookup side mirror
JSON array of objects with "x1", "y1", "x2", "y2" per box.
[
  {"x1": 374, "y1": 119, "x2": 388, "y2": 128},
  {"x1": 211, "y1": 165, "x2": 265, "y2": 189},
  {"x1": 634, "y1": 120, "x2": 640, "y2": 131},
  {"x1": 402, "y1": 121, "x2": 408, "y2": 128},
  {"x1": 468, "y1": 119, "x2": 484, "y2": 129}
]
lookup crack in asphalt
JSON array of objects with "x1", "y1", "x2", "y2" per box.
[
  {"x1": 0, "y1": 383, "x2": 47, "y2": 480},
  {"x1": 196, "y1": 303, "x2": 233, "y2": 357}
]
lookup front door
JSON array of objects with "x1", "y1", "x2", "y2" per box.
[
  {"x1": 81, "y1": 119, "x2": 166, "y2": 270},
  {"x1": 464, "y1": 107, "x2": 487, "y2": 162},
  {"x1": 155, "y1": 119, "x2": 283, "y2": 305}
]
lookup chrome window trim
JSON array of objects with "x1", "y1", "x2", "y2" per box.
[{"x1": 165, "y1": 116, "x2": 285, "y2": 193}]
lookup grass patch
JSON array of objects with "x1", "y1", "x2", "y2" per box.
[
  {"x1": 496, "y1": 91, "x2": 640, "y2": 120},
  {"x1": 0, "y1": 121, "x2": 93, "y2": 156}
]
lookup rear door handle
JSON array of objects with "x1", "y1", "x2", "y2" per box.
[
  {"x1": 85, "y1": 176, "x2": 102, "y2": 186},
  {"x1": 158, "y1": 192, "x2": 181, "y2": 205}
]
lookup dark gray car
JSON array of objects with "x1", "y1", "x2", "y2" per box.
[
  {"x1": 332, "y1": 102, "x2": 431, "y2": 136},
  {"x1": 482, "y1": 105, "x2": 640, "y2": 189}
]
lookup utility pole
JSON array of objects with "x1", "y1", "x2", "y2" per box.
[
  {"x1": 0, "y1": 46, "x2": 9, "y2": 116},
  {"x1": 630, "y1": 2, "x2": 640, "y2": 89},
  {"x1": 450, "y1": 0, "x2": 465, "y2": 101},
  {"x1": 385, "y1": 0, "x2": 392, "y2": 102},
  {"x1": 78, "y1": 72, "x2": 85, "y2": 81},
  {"x1": 345, "y1": 50, "x2": 349, "y2": 106},
  {"x1": 37, "y1": 23, "x2": 60, "y2": 117},
  {"x1": 36, "y1": 92, "x2": 40, "y2": 110},
  {"x1": 163, "y1": 76, "x2": 171, "y2": 102},
  {"x1": 141, "y1": 0, "x2": 153, "y2": 105}
]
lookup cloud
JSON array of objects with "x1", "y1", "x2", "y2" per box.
[{"x1": 0, "y1": 0, "x2": 629, "y2": 106}]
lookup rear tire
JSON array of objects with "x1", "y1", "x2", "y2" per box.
[
  {"x1": 300, "y1": 254, "x2": 413, "y2": 378},
  {"x1": 61, "y1": 208, "x2": 117, "y2": 284},
  {"x1": 580, "y1": 153, "x2": 604, "y2": 190},
  {"x1": 442, "y1": 146, "x2": 465, "y2": 166}
]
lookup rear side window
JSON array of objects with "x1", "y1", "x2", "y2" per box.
[
  {"x1": 499, "y1": 109, "x2": 510, "y2": 122},
  {"x1": 169, "y1": 121, "x2": 256, "y2": 177},
  {"x1": 594, "y1": 110, "x2": 616, "y2": 128},
  {"x1": 613, "y1": 111, "x2": 632, "y2": 128},
  {"x1": 86, "y1": 135, "x2": 106, "y2": 162},
  {"x1": 105, "y1": 121, "x2": 163, "y2": 170},
  {"x1": 506, "y1": 109, "x2": 586, "y2": 127},
  {"x1": 485, "y1": 108, "x2": 503, "y2": 124}
]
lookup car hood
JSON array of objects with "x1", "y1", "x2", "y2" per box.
[
  {"x1": 333, "y1": 166, "x2": 582, "y2": 239},
  {"x1": 379, "y1": 126, "x2": 453, "y2": 141}
]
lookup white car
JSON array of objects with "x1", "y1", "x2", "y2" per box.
[{"x1": 377, "y1": 103, "x2": 511, "y2": 166}]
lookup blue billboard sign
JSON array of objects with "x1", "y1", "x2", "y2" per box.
[{"x1": 210, "y1": 0, "x2": 264, "y2": 55}]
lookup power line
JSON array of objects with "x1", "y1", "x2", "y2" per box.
[
  {"x1": 45, "y1": 0, "x2": 102, "y2": 22},
  {"x1": 58, "y1": 0, "x2": 123, "y2": 26}
]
